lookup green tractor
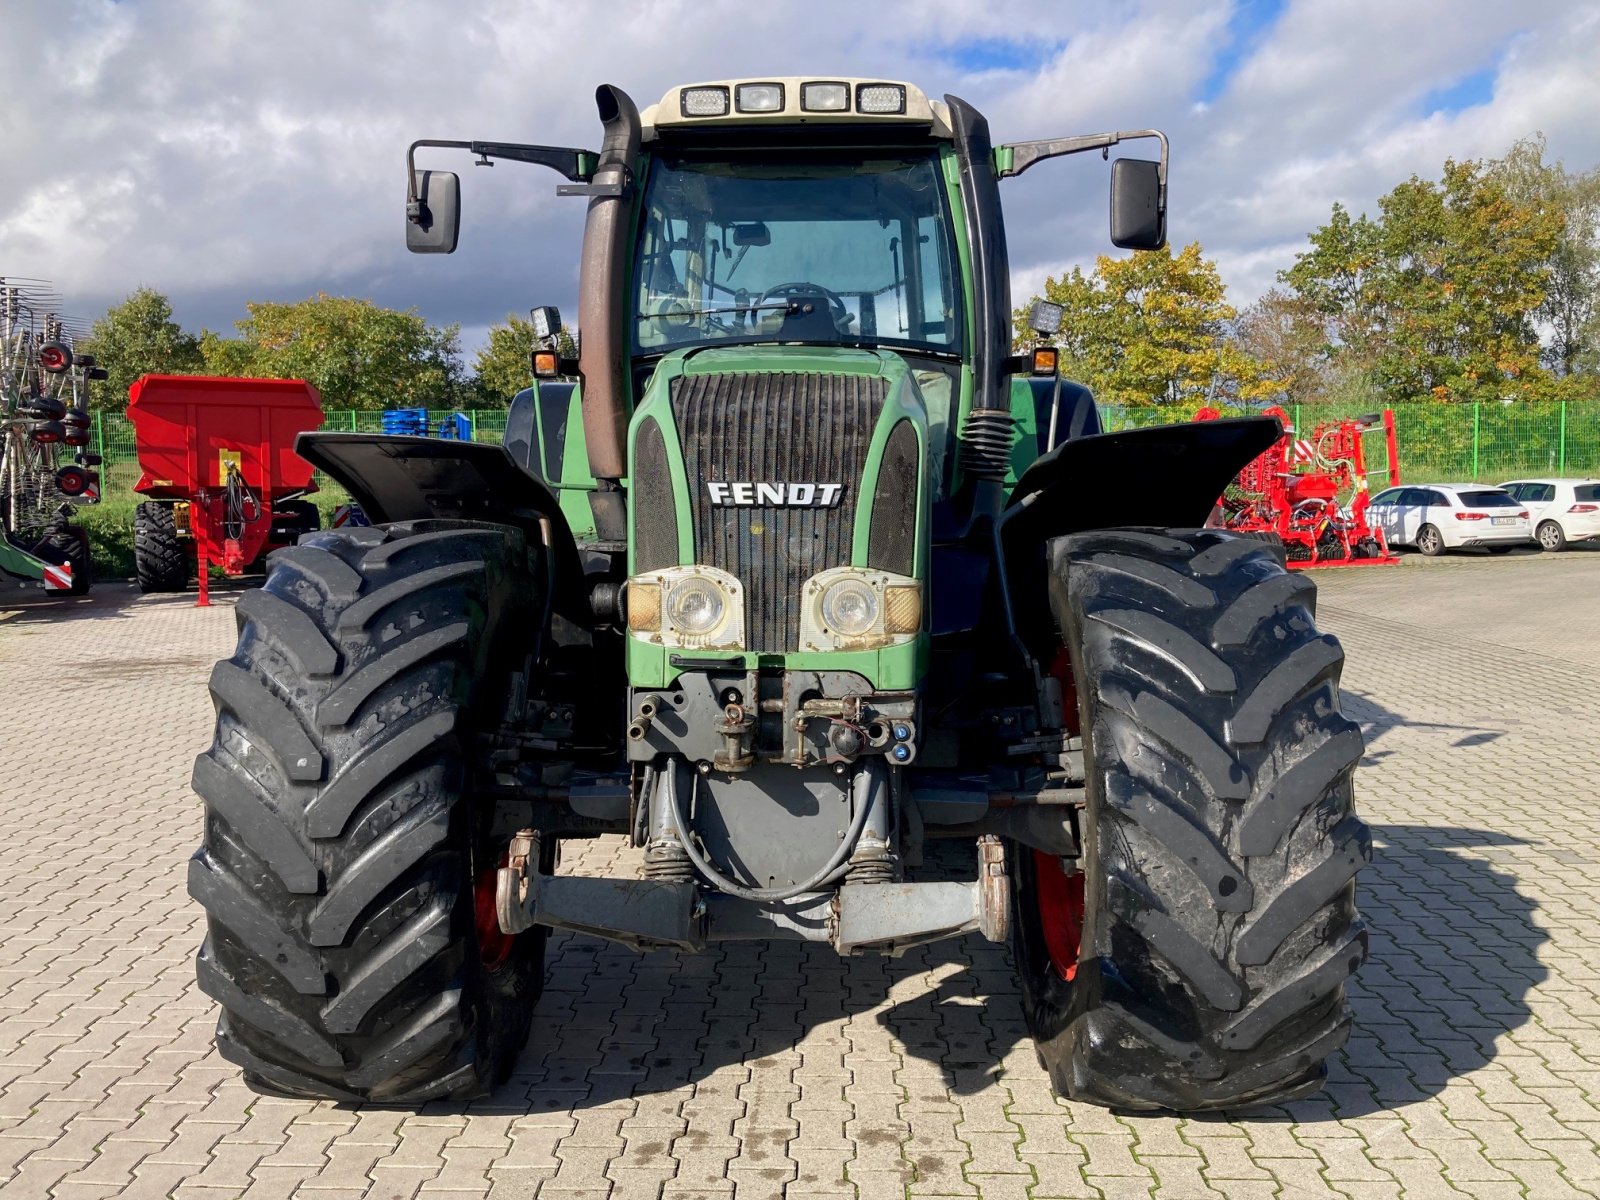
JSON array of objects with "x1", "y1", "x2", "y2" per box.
[{"x1": 190, "y1": 78, "x2": 1369, "y2": 1112}]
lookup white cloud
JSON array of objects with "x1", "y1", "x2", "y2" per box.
[{"x1": 2, "y1": 0, "x2": 1596, "y2": 351}]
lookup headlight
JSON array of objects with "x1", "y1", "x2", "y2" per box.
[
  {"x1": 627, "y1": 567, "x2": 744, "y2": 649},
  {"x1": 821, "y1": 577, "x2": 878, "y2": 636},
  {"x1": 668, "y1": 577, "x2": 726, "y2": 634},
  {"x1": 800, "y1": 568, "x2": 921, "y2": 651}
]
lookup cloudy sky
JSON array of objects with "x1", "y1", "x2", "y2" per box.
[{"x1": 3, "y1": 0, "x2": 1597, "y2": 356}]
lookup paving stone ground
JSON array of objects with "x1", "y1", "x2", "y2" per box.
[{"x1": 1, "y1": 544, "x2": 1598, "y2": 1199}]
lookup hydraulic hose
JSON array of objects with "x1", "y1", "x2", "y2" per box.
[{"x1": 666, "y1": 768, "x2": 875, "y2": 904}]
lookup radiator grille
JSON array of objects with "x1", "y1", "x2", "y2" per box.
[
  {"x1": 868, "y1": 420, "x2": 918, "y2": 577},
  {"x1": 632, "y1": 417, "x2": 678, "y2": 572},
  {"x1": 673, "y1": 371, "x2": 888, "y2": 652}
]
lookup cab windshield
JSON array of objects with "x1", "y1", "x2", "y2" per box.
[{"x1": 632, "y1": 150, "x2": 962, "y2": 357}]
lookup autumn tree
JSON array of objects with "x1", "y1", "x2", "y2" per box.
[
  {"x1": 1229, "y1": 288, "x2": 1333, "y2": 405},
  {"x1": 473, "y1": 313, "x2": 578, "y2": 405},
  {"x1": 1283, "y1": 158, "x2": 1563, "y2": 403},
  {"x1": 77, "y1": 287, "x2": 203, "y2": 407},
  {"x1": 200, "y1": 294, "x2": 464, "y2": 410},
  {"x1": 1016, "y1": 243, "x2": 1269, "y2": 407},
  {"x1": 1490, "y1": 134, "x2": 1600, "y2": 378}
]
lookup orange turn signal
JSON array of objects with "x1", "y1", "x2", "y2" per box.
[{"x1": 1031, "y1": 347, "x2": 1059, "y2": 376}]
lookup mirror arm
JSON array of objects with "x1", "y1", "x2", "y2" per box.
[
  {"x1": 406, "y1": 139, "x2": 599, "y2": 222},
  {"x1": 1000, "y1": 129, "x2": 1169, "y2": 193}
]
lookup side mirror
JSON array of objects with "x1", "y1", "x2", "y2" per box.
[
  {"x1": 1110, "y1": 157, "x2": 1166, "y2": 250},
  {"x1": 407, "y1": 170, "x2": 460, "y2": 254}
]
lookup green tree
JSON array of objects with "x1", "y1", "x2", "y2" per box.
[
  {"x1": 77, "y1": 287, "x2": 203, "y2": 407},
  {"x1": 1016, "y1": 243, "x2": 1268, "y2": 407},
  {"x1": 1284, "y1": 158, "x2": 1563, "y2": 403},
  {"x1": 472, "y1": 313, "x2": 578, "y2": 405},
  {"x1": 199, "y1": 294, "x2": 465, "y2": 411},
  {"x1": 1490, "y1": 134, "x2": 1600, "y2": 377}
]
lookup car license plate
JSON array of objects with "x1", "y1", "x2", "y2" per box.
[{"x1": 1492, "y1": 516, "x2": 1516, "y2": 525}]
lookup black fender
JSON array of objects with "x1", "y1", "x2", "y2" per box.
[
  {"x1": 996, "y1": 415, "x2": 1280, "y2": 654},
  {"x1": 295, "y1": 432, "x2": 588, "y2": 623}
]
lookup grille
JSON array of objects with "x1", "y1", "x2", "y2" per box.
[
  {"x1": 673, "y1": 371, "x2": 888, "y2": 652},
  {"x1": 632, "y1": 417, "x2": 678, "y2": 572},
  {"x1": 868, "y1": 420, "x2": 918, "y2": 576}
]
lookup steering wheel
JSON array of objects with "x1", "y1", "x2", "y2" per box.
[{"x1": 756, "y1": 281, "x2": 851, "y2": 331}]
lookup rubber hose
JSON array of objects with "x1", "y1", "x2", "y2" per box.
[{"x1": 667, "y1": 769, "x2": 874, "y2": 903}]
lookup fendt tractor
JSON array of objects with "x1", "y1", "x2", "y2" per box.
[{"x1": 189, "y1": 79, "x2": 1371, "y2": 1112}]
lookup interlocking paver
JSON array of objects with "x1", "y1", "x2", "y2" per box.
[{"x1": 5, "y1": 552, "x2": 1600, "y2": 1199}]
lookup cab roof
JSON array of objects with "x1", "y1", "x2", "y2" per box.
[{"x1": 641, "y1": 77, "x2": 953, "y2": 141}]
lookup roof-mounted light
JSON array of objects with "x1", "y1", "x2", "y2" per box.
[
  {"x1": 735, "y1": 82, "x2": 784, "y2": 113},
  {"x1": 800, "y1": 81, "x2": 850, "y2": 112},
  {"x1": 855, "y1": 83, "x2": 906, "y2": 114},
  {"x1": 681, "y1": 86, "x2": 730, "y2": 118}
]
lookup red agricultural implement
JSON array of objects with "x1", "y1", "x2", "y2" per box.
[
  {"x1": 126, "y1": 375, "x2": 323, "y2": 604},
  {"x1": 1196, "y1": 405, "x2": 1401, "y2": 569}
]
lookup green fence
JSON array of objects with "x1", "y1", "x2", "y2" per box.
[{"x1": 87, "y1": 401, "x2": 1598, "y2": 499}]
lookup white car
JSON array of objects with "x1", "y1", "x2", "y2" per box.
[
  {"x1": 1366, "y1": 484, "x2": 1532, "y2": 556},
  {"x1": 1497, "y1": 478, "x2": 1600, "y2": 552}
]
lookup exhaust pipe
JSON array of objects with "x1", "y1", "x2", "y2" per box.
[{"x1": 577, "y1": 84, "x2": 640, "y2": 485}]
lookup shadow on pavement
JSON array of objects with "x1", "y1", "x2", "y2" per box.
[
  {"x1": 448, "y1": 820, "x2": 1542, "y2": 1121},
  {"x1": 0, "y1": 578, "x2": 251, "y2": 625}
]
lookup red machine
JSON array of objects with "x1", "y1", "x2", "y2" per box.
[
  {"x1": 1196, "y1": 405, "x2": 1401, "y2": 569},
  {"x1": 127, "y1": 375, "x2": 323, "y2": 603}
]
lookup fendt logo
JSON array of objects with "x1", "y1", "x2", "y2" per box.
[{"x1": 706, "y1": 481, "x2": 844, "y2": 507}]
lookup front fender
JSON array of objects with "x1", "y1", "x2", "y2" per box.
[
  {"x1": 1004, "y1": 416, "x2": 1280, "y2": 539},
  {"x1": 295, "y1": 432, "x2": 587, "y2": 621},
  {"x1": 996, "y1": 416, "x2": 1281, "y2": 654}
]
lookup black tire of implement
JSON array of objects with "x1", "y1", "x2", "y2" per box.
[
  {"x1": 188, "y1": 521, "x2": 545, "y2": 1103},
  {"x1": 31, "y1": 525, "x2": 92, "y2": 596},
  {"x1": 134, "y1": 502, "x2": 188, "y2": 593},
  {"x1": 1012, "y1": 528, "x2": 1370, "y2": 1112}
]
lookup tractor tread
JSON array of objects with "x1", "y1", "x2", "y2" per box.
[
  {"x1": 191, "y1": 754, "x2": 319, "y2": 894},
  {"x1": 207, "y1": 661, "x2": 325, "y2": 782},
  {"x1": 307, "y1": 798, "x2": 451, "y2": 947},
  {"x1": 190, "y1": 520, "x2": 545, "y2": 1103},
  {"x1": 1016, "y1": 528, "x2": 1368, "y2": 1112},
  {"x1": 236, "y1": 590, "x2": 338, "y2": 676}
]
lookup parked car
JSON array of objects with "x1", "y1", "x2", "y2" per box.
[
  {"x1": 1366, "y1": 484, "x2": 1532, "y2": 556},
  {"x1": 1496, "y1": 478, "x2": 1600, "y2": 552}
]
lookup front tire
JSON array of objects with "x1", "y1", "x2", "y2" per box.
[
  {"x1": 188, "y1": 521, "x2": 544, "y2": 1102},
  {"x1": 1014, "y1": 529, "x2": 1369, "y2": 1112}
]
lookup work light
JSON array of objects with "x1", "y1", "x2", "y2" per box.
[
  {"x1": 855, "y1": 84, "x2": 907, "y2": 114},
  {"x1": 735, "y1": 83, "x2": 784, "y2": 113},
  {"x1": 681, "y1": 86, "x2": 730, "y2": 117},
  {"x1": 801, "y1": 82, "x2": 850, "y2": 112}
]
